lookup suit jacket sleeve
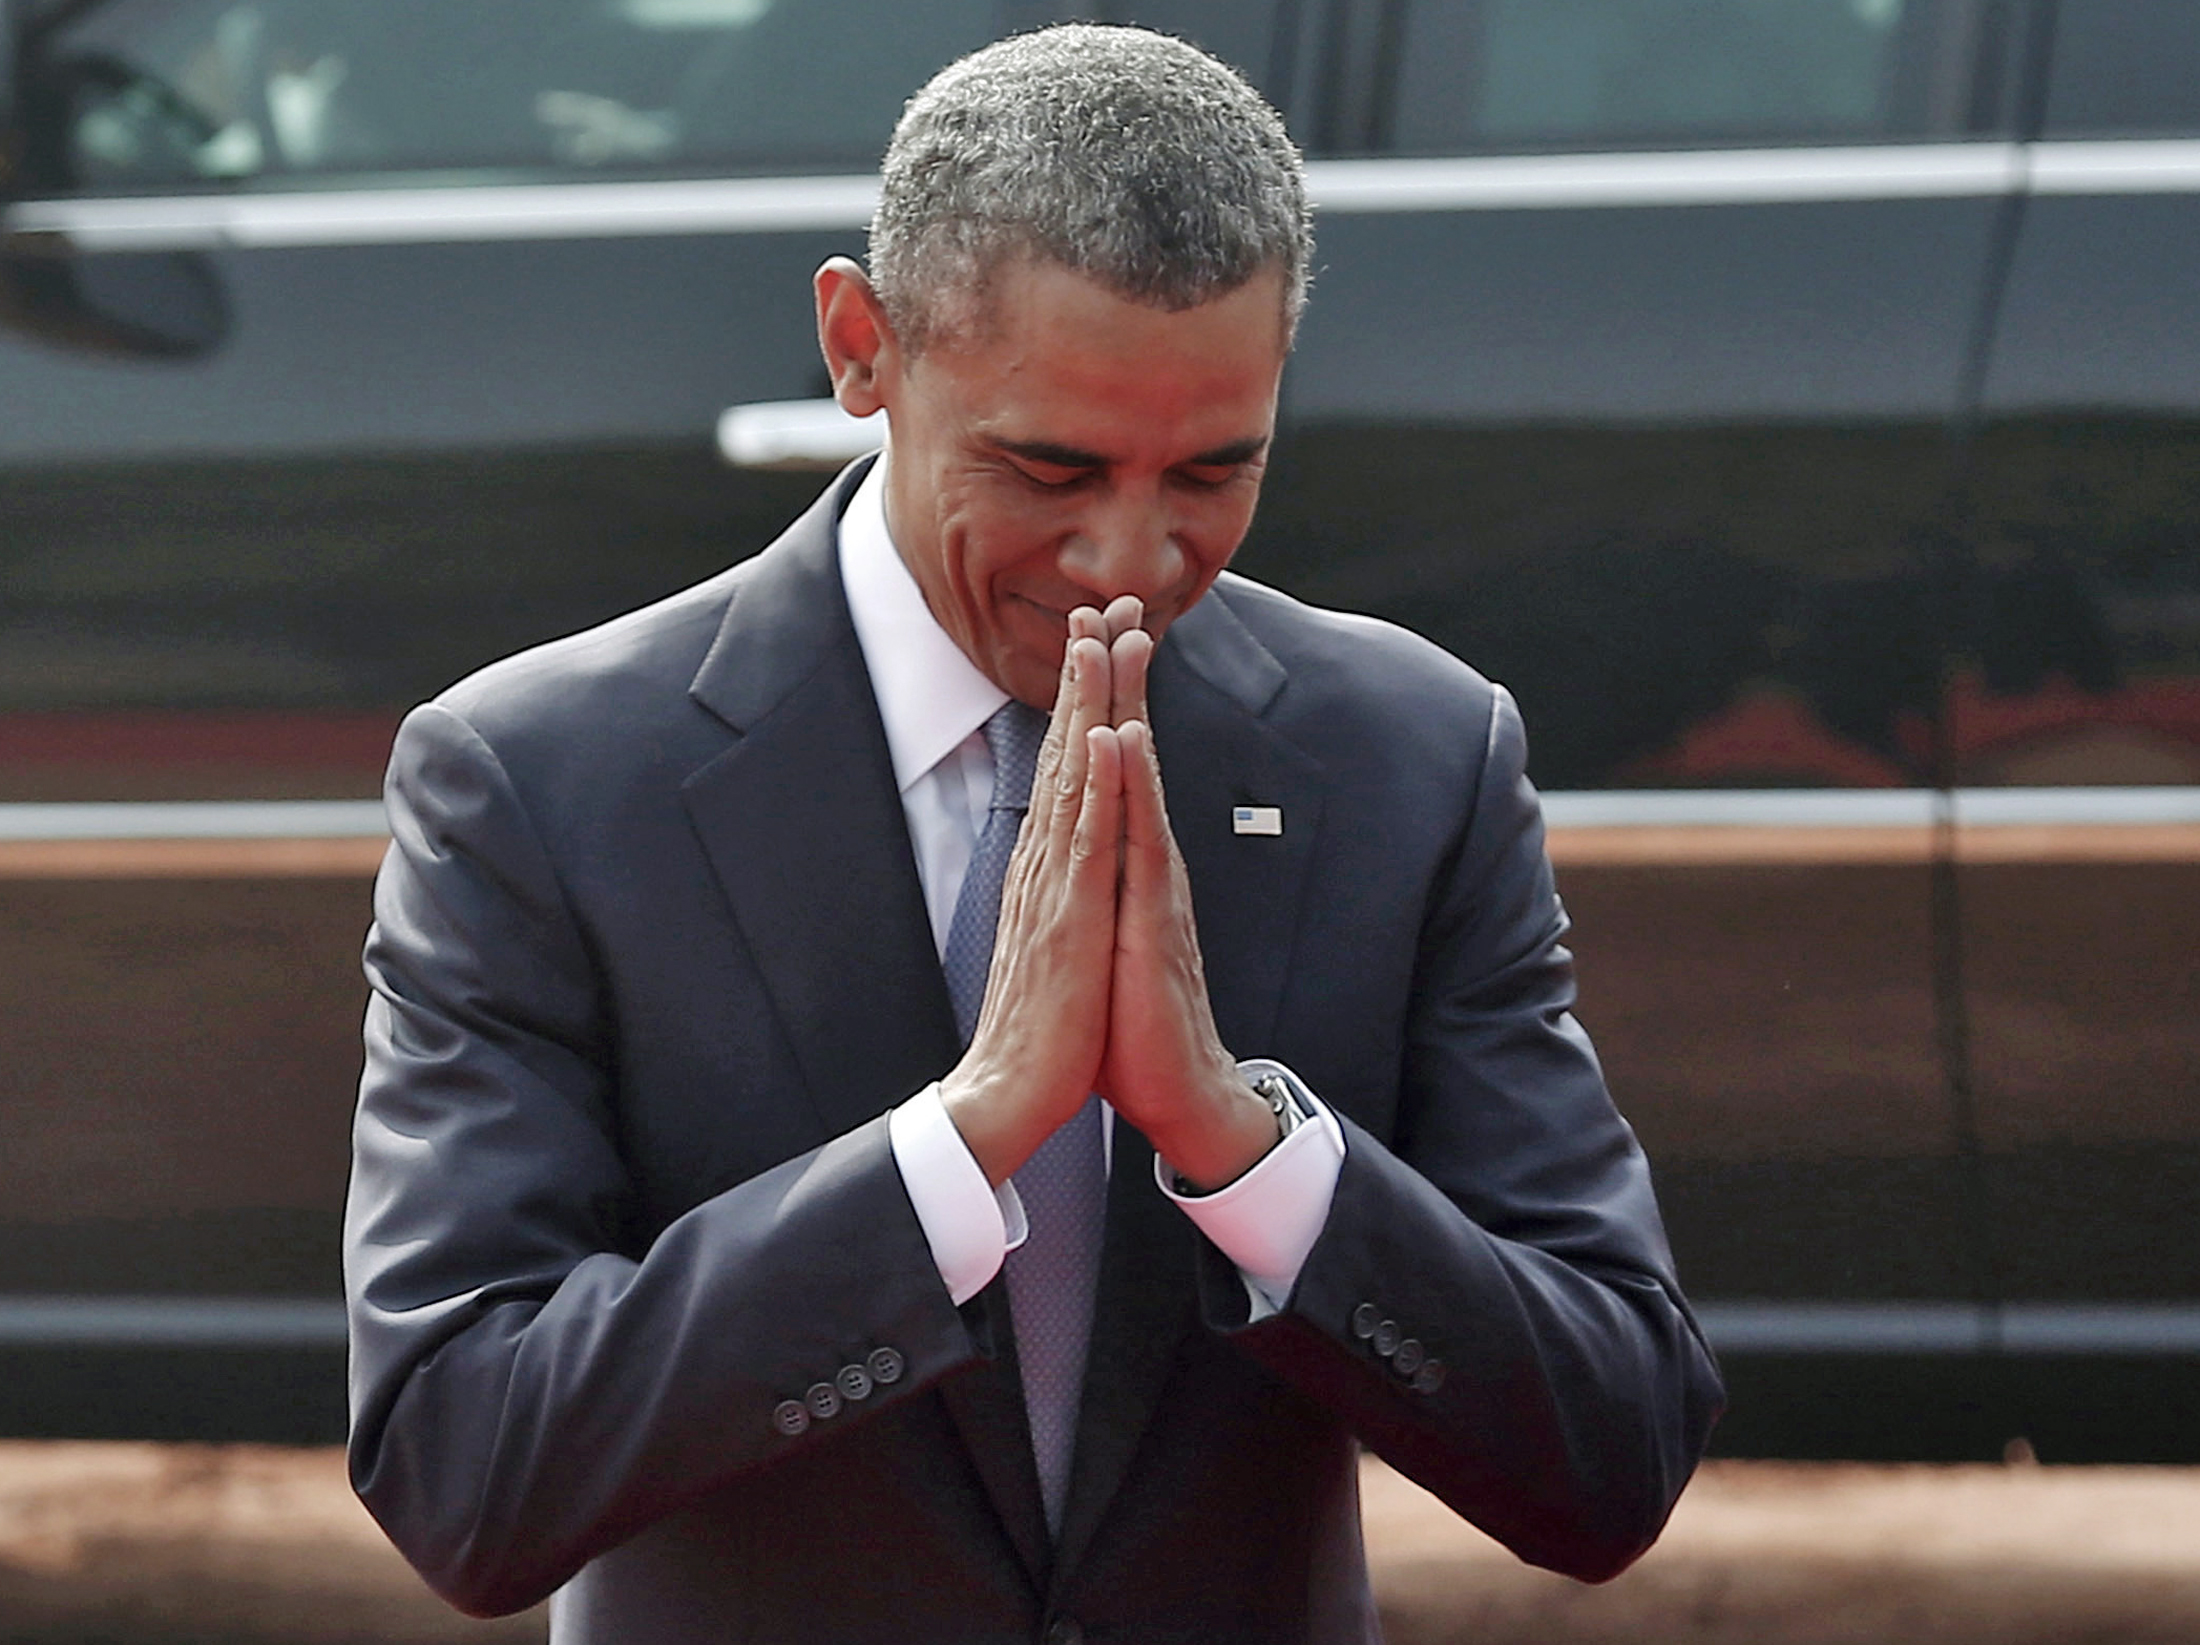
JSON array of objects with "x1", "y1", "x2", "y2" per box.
[
  {"x1": 344, "y1": 702, "x2": 980, "y2": 1617},
  {"x1": 1204, "y1": 684, "x2": 1724, "y2": 1583}
]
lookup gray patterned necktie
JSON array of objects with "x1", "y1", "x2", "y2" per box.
[{"x1": 940, "y1": 700, "x2": 1106, "y2": 1536}]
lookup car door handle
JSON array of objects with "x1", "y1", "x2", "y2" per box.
[{"x1": 716, "y1": 398, "x2": 883, "y2": 470}]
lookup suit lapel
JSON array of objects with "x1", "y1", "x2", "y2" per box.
[
  {"x1": 1051, "y1": 583, "x2": 1330, "y2": 1583},
  {"x1": 683, "y1": 466, "x2": 1054, "y2": 1582},
  {"x1": 680, "y1": 463, "x2": 962, "y2": 1144},
  {"x1": 1146, "y1": 585, "x2": 1329, "y2": 1063}
]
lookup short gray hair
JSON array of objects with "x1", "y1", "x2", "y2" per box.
[{"x1": 869, "y1": 24, "x2": 1312, "y2": 351}]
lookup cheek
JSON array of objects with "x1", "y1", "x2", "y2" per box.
[
  {"x1": 960, "y1": 491, "x2": 1068, "y2": 576},
  {"x1": 939, "y1": 497, "x2": 1051, "y2": 619},
  {"x1": 1175, "y1": 488, "x2": 1261, "y2": 571}
]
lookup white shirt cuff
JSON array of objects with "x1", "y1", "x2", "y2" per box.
[
  {"x1": 888, "y1": 1083, "x2": 1028, "y2": 1306},
  {"x1": 1154, "y1": 1064, "x2": 1344, "y2": 1321}
]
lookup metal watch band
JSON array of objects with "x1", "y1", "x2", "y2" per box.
[{"x1": 1159, "y1": 1060, "x2": 1318, "y2": 1198}]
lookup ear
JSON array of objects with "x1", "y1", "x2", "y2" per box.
[{"x1": 814, "y1": 256, "x2": 900, "y2": 419}]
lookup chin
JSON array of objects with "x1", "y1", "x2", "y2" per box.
[
  {"x1": 1003, "y1": 665, "x2": 1061, "y2": 711},
  {"x1": 988, "y1": 634, "x2": 1068, "y2": 705}
]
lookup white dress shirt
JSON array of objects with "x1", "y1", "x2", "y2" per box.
[{"x1": 840, "y1": 454, "x2": 1343, "y2": 1319}]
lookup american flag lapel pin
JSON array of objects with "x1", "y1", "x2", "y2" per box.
[{"x1": 1232, "y1": 805, "x2": 1283, "y2": 836}]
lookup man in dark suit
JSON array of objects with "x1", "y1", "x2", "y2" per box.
[{"x1": 344, "y1": 24, "x2": 1721, "y2": 1643}]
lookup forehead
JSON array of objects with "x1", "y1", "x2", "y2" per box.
[
  {"x1": 915, "y1": 259, "x2": 1290, "y2": 441},
  {"x1": 941, "y1": 252, "x2": 1292, "y2": 347}
]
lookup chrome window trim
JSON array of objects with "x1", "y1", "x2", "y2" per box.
[
  {"x1": 1307, "y1": 142, "x2": 2025, "y2": 212},
  {"x1": 1693, "y1": 1301, "x2": 2200, "y2": 1356},
  {"x1": 1542, "y1": 787, "x2": 2200, "y2": 830},
  {"x1": 2028, "y1": 137, "x2": 2200, "y2": 194},
  {"x1": 0, "y1": 799, "x2": 390, "y2": 840},
  {"x1": 2, "y1": 788, "x2": 2194, "y2": 842},
  {"x1": 2, "y1": 171, "x2": 884, "y2": 250},
  {"x1": 4, "y1": 1292, "x2": 2195, "y2": 1354},
  {"x1": 0, "y1": 1295, "x2": 350, "y2": 1347},
  {"x1": 11, "y1": 140, "x2": 2200, "y2": 253}
]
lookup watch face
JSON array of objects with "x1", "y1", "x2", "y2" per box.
[{"x1": 1256, "y1": 1075, "x2": 1304, "y2": 1135}]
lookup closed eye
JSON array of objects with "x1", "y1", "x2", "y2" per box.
[
  {"x1": 1177, "y1": 439, "x2": 1269, "y2": 489},
  {"x1": 1007, "y1": 454, "x2": 1098, "y2": 489},
  {"x1": 1175, "y1": 461, "x2": 1250, "y2": 489},
  {"x1": 993, "y1": 439, "x2": 1105, "y2": 489}
]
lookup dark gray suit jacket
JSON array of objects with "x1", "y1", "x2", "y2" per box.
[{"x1": 345, "y1": 458, "x2": 1722, "y2": 1643}]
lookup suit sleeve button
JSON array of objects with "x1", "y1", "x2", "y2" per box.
[
  {"x1": 868, "y1": 1346, "x2": 905, "y2": 1384},
  {"x1": 1412, "y1": 1360, "x2": 1447, "y2": 1395},
  {"x1": 1393, "y1": 1338, "x2": 1425, "y2": 1375},
  {"x1": 1350, "y1": 1303, "x2": 1381, "y2": 1339},
  {"x1": 1372, "y1": 1319, "x2": 1401, "y2": 1357},
  {"x1": 805, "y1": 1381, "x2": 843, "y2": 1420},
  {"x1": 837, "y1": 1363, "x2": 875, "y2": 1402},
  {"x1": 772, "y1": 1400, "x2": 811, "y2": 1437},
  {"x1": 1042, "y1": 1619, "x2": 1084, "y2": 1645}
]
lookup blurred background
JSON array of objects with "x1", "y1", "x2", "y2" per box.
[{"x1": 1, "y1": 0, "x2": 2196, "y2": 1638}]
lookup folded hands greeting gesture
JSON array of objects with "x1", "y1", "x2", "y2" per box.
[{"x1": 939, "y1": 596, "x2": 1280, "y2": 1191}]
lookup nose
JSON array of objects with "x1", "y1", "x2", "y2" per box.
[{"x1": 1057, "y1": 485, "x2": 1186, "y2": 605}]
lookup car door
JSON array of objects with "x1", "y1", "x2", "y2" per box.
[
  {"x1": 0, "y1": 0, "x2": 1290, "y2": 1439},
  {"x1": 1950, "y1": 0, "x2": 2200, "y2": 1460},
  {"x1": 1230, "y1": 0, "x2": 2031, "y2": 1456}
]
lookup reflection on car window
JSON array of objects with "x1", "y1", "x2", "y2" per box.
[
  {"x1": 2042, "y1": 0, "x2": 2200, "y2": 138},
  {"x1": 39, "y1": 0, "x2": 1002, "y2": 188},
  {"x1": 1389, "y1": 0, "x2": 1919, "y2": 154}
]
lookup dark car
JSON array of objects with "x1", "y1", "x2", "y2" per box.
[{"x1": 2, "y1": 0, "x2": 2195, "y2": 1460}]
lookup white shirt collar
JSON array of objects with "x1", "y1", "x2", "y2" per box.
[{"x1": 838, "y1": 453, "x2": 1008, "y2": 792}]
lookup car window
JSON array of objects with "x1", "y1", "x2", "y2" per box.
[
  {"x1": 2040, "y1": 0, "x2": 2200, "y2": 138},
  {"x1": 1386, "y1": 0, "x2": 1930, "y2": 154},
  {"x1": 24, "y1": 1, "x2": 1280, "y2": 192},
  {"x1": 1111, "y1": 2, "x2": 1293, "y2": 102},
  {"x1": 33, "y1": 0, "x2": 999, "y2": 187}
]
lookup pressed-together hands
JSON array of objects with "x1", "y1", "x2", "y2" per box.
[{"x1": 938, "y1": 596, "x2": 1283, "y2": 1194}]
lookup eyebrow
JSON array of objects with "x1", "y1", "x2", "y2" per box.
[{"x1": 994, "y1": 435, "x2": 1270, "y2": 469}]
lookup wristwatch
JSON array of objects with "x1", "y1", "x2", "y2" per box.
[
  {"x1": 1159, "y1": 1059, "x2": 1320, "y2": 1198},
  {"x1": 1240, "y1": 1059, "x2": 1315, "y2": 1143}
]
